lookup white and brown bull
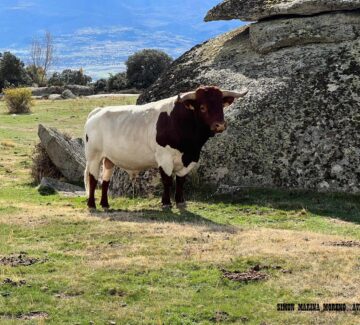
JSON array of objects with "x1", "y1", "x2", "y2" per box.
[{"x1": 84, "y1": 86, "x2": 247, "y2": 209}]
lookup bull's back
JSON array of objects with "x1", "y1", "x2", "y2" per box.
[{"x1": 85, "y1": 105, "x2": 159, "y2": 171}]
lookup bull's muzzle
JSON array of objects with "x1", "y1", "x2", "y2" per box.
[{"x1": 211, "y1": 121, "x2": 227, "y2": 133}]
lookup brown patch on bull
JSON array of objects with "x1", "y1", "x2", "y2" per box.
[
  {"x1": 156, "y1": 86, "x2": 228, "y2": 168},
  {"x1": 86, "y1": 134, "x2": 89, "y2": 142}
]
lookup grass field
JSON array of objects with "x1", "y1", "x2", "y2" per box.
[{"x1": 0, "y1": 97, "x2": 360, "y2": 324}]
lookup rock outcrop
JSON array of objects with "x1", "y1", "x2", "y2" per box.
[
  {"x1": 29, "y1": 85, "x2": 94, "y2": 98},
  {"x1": 30, "y1": 86, "x2": 64, "y2": 97},
  {"x1": 138, "y1": 3, "x2": 360, "y2": 193},
  {"x1": 38, "y1": 124, "x2": 86, "y2": 183},
  {"x1": 205, "y1": 0, "x2": 360, "y2": 22},
  {"x1": 61, "y1": 89, "x2": 76, "y2": 99},
  {"x1": 65, "y1": 85, "x2": 94, "y2": 96},
  {"x1": 38, "y1": 177, "x2": 85, "y2": 197},
  {"x1": 250, "y1": 11, "x2": 360, "y2": 53}
]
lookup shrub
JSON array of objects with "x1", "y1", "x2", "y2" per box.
[
  {"x1": 47, "y1": 72, "x2": 64, "y2": 86},
  {"x1": 107, "y1": 72, "x2": 128, "y2": 92},
  {"x1": 48, "y1": 69, "x2": 92, "y2": 86},
  {"x1": 93, "y1": 78, "x2": 107, "y2": 93},
  {"x1": 0, "y1": 52, "x2": 31, "y2": 91},
  {"x1": 31, "y1": 143, "x2": 63, "y2": 184},
  {"x1": 3, "y1": 87, "x2": 33, "y2": 114},
  {"x1": 126, "y1": 49, "x2": 173, "y2": 89}
]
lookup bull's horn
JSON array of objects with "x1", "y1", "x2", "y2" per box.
[
  {"x1": 178, "y1": 91, "x2": 196, "y2": 101},
  {"x1": 222, "y1": 88, "x2": 248, "y2": 98}
]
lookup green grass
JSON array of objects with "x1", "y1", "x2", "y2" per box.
[{"x1": 0, "y1": 98, "x2": 360, "y2": 324}]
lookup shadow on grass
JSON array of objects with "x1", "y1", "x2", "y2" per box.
[
  {"x1": 196, "y1": 187, "x2": 360, "y2": 224},
  {"x1": 89, "y1": 207, "x2": 238, "y2": 233}
]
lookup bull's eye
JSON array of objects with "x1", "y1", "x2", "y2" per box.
[{"x1": 200, "y1": 105, "x2": 207, "y2": 113}]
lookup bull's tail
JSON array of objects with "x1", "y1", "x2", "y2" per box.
[{"x1": 84, "y1": 164, "x2": 90, "y2": 196}]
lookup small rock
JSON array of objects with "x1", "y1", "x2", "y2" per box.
[
  {"x1": 61, "y1": 89, "x2": 76, "y2": 99},
  {"x1": 48, "y1": 94, "x2": 62, "y2": 100}
]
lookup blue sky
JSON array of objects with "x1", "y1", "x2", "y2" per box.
[{"x1": 0, "y1": 0, "x2": 244, "y2": 79}]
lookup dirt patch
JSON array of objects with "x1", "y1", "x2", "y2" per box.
[
  {"x1": 251, "y1": 264, "x2": 292, "y2": 273},
  {"x1": 221, "y1": 264, "x2": 291, "y2": 282},
  {"x1": 1, "y1": 278, "x2": 26, "y2": 287},
  {"x1": 210, "y1": 311, "x2": 229, "y2": 322},
  {"x1": 1, "y1": 312, "x2": 49, "y2": 320},
  {"x1": 107, "y1": 288, "x2": 126, "y2": 297},
  {"x1": 221, "y1": 268, "x2": 268, "y2": 282},
  {"x1": 19, "y1": 312, "x2": 49, "y2": 320},
  {"x1": 324, "y1": 240, "x2": 360, "y2": 247},
  {"x1": 0, "y1": 253, "x2": 45, "y2": 267}
]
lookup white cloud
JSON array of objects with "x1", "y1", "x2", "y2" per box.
[
  {"x1": 48, "y1": 25, "x2": 195, "y2": 79},
  {"x1": 6, "y1": 1, "x2": 35, "y2": 11}
]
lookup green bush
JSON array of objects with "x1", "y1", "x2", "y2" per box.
[
  {"x1": 0, "y1": 52, "x2": 31, "y2": 91},
  {"x1": 48, "y1": 68, "x2": 92, "y2": 86},
  {"x1": 93, "y1": 78, "x2": 107, "y2": 93},
  {"x1": 4, "y1": 87, "x2": 33, "y2": 114},
  {"x1": 126, "y1": 49, "x2": 173, "y2": 89}
]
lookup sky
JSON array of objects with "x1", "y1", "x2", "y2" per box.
[{"x1": 0, "y1": 0, "x2": 244, "y2": 80}]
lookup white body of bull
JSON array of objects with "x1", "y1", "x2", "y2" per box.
[{"x1": 84, "y1": 96, "x2": 197, "y2": 191}]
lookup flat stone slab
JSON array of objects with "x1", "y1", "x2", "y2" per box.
[
  {"x1": 250, "y1": 11, "x2": 360, "y2": 53},
  {"x1": 38, "y1": 124, "x2": 86, "y2": 182},
  {"x1": 39, "y1": 177, "x2": 85, "y2": 197},
  {"x1": 205, "y1": 0, "x2": 360, "y2": 22}
]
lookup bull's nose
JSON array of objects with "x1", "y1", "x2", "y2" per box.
[{"x1": 212, "y1": 121, "x2": 227, "y2": 133}]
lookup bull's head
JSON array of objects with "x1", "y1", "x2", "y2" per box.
[{"x1": 178, "y1": 86, "x2": 248, "y2": 133}]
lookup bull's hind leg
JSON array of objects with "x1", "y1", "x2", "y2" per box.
[
  {"x1": 159, "y1": 167, "x2": 173, "y2": 208},
  {"x1": 100, "y1": 158, "x2": 114, "y2": 209},
  {"x1": 87, "y1": 157, "x2": 102, "y2": 210}
]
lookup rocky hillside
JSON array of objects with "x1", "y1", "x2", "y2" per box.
[{"x1": 138, "y1": 1, "x2": 360, "y2": 193}]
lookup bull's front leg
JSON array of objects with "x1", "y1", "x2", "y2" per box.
[
  {"x1": 159, "y1": 167, "x2": 173, "y2": 208},
  {"x1": 175, "y1": 175, "x2": 186, "y2": 207}
]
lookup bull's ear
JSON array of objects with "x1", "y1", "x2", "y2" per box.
[
  {"x1": 223, "y1": 96, "x2": 235, "y2": 108},
  {"x1": 183, "y1": 99, "x2": 196, "y2": 110}
]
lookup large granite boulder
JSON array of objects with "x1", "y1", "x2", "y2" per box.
[
  {"x1": 205, "y1": 0, "x2": 360, "y2": 22},
  {"x1": 250, "y1": 11, "x2": 360, "y2": 53},
  {"x1": 61, "y1": 89, "x2": 76, "y2": 99},
  {"x1": 65, "y1": 85, "x2": 94, "y2": 96},
  {"x1": 38, "y1": 124, "x2": 86, "y2": 182},
  {"x1": 138, "y1": 9, "x2": 360, "y2": 193},
  {"x1": 29, "y1": 86, "x2": 64, "y2": 97},
  {"x1": 109, "y1": 168, "x2": 161, "y2": 197}
]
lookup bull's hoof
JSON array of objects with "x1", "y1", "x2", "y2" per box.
[
  {"x1": 88, "y1": 207, "x2": 97, "y2": 213},
  {"x1": 162, "y1": 204, "x2": 172, "y2": 210},
  {"x1": 103, "y1": 207, "x2": 111, "y2": 213},
  {"x1": 176, "y1": 202, "x2": 187, "y2": 209}
]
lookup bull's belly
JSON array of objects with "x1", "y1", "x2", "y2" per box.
[{"x1": 104, "y1": 145, "x2": 157, "y2": 172}]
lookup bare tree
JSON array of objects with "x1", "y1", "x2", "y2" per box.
[{"x1": 30, "y1": 31, "x2": 54, "y2": 85}]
